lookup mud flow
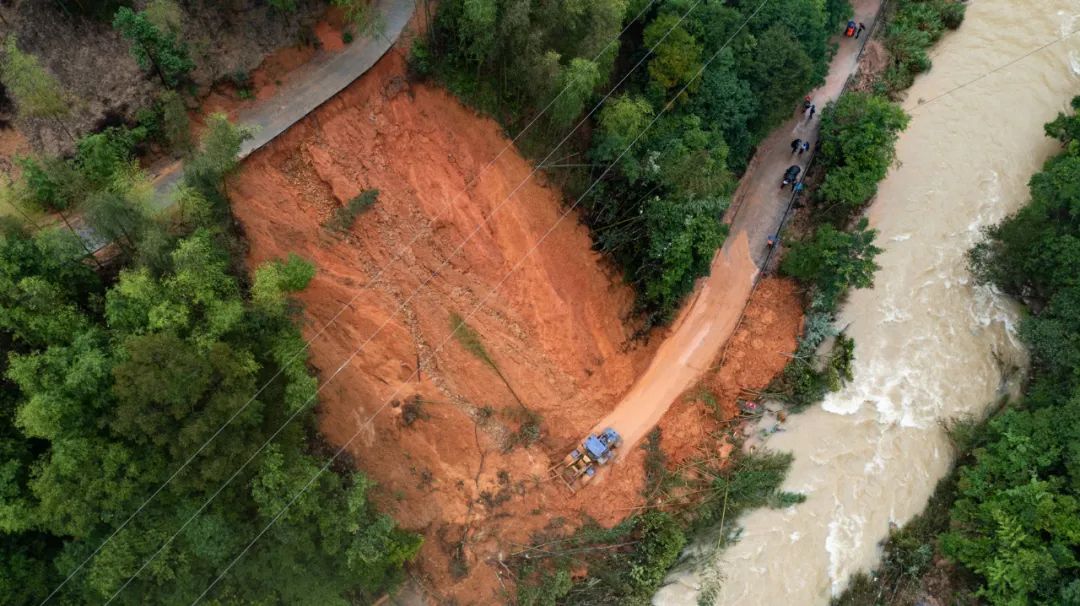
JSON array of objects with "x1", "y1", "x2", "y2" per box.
[
  {"x1": 230, "y1": 51, "x2": 805, "y2": 599},
  {"x1": 233, "y1": 50, "x2": 646, "y2": 599}
]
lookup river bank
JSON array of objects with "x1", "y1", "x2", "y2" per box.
[{"x1": 658, "y1": 0, "x2": 1080, "y2": 603}]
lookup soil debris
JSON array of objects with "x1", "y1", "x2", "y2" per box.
[{"x1": 230, "y1": 48, "x2": 804, "y2": 601}]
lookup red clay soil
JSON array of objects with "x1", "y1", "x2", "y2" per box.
[
  {"x1": 660, "y1": 278, "x2": 803, "y2": 469},
  {"x1": 0, "y1": 128, "x2": 29, "y2": 178},
  {"x1": 231, "y1": 50, "x2": 649, "y2": 601},
  {"x1": 229, "y1": 47, "x2": 804, "y2": 597},
  {"x1": 850, "y1": 39, "x2": 888, "y2": 93}
]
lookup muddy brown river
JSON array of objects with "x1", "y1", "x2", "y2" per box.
[{"x1": 655, "y1": 0, "x2": 1080, "y2": 603}]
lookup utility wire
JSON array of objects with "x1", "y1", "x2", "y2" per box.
[
  {"x1": 187, "y1": 2, "x2": 770, "y2": 603},
  {"x1": 907, "y1": 28, "x2": 1080, "y2": 112},
  {"x1": 37, "y1": 0, "x2": 663, "y2": 602},
  {"x1": 98, "y1": 1, "x2": 715, "y2": 602}
]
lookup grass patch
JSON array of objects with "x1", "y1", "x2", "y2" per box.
[
  {"x1": 324, "y1": 189, "x2": 378, "y2": 234},
  {"x1": 450, "y1": 311, "x2": 495, "y2": 369}
]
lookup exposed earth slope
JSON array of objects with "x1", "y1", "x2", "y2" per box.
[{"x1": 231, "y1": 52, "x2": 657, "y2": 598}]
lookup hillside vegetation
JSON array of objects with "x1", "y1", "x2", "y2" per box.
[
  {"x1": 418, "y1": 0, "x2": 853, "y2": 323},
  {"x1": 0, "y1": 0, "x2": 328, "y2": 153},
  {"x1": 0, "y1": 115, "x2": 419, "y2": 604}
]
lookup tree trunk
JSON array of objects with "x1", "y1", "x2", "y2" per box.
[{"x1": 144, "y1": 46, "x2": 170, "y2": 88}]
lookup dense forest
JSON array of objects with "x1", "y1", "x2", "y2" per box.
[
  {"x1": 417, "y1": 0, "x2": 852, "y2": 323},
  {"x1": 0, "y1": 115, "x2": 421, "y2": 604},
  {"x1": 949, "y1": 97, "x2": 1080, "y2": 604}
]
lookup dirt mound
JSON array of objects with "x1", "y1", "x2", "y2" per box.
[
  {"x1": 851, "y1": 39, "x2": 889, "y2": 92},
  {"x1": 660, "y1": 278, "x2": 804, "y2": 467}
]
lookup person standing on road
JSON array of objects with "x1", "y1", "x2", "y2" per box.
[
  {"x1": 805, "y1": 103, "x2": 816, "y2": 121},
  {"x1": 856, "y1": 22, "x2": 866, "y2": 38},
  {"x1": 799, "y1": 140, "x2": 810, "y2": 155},
  {"x1": 790, "y1": 138, "x2": 802, "y2": 154}
]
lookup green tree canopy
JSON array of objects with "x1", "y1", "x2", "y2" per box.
[
  {"x1": 816, "y1": 92, "x2": 909, "y2": 218},
  {"x1": 638, "y1": 195, "x2": 728, "y2": 319},
  {"x1": 781, "y1": 218, "x2": 882, "y2": 312},
  {"x1": 0, "y1": 117, "x2": 420, "y2": 604},
  {"x1": 550, "y1": 58, "x2": 601, "y2": 129},
  {"x1": 739, "y1": 26, "x2": 814, "y2": 136},
  {"x1": 113, "y1": 6, "x2": 194, "y2": 88},
  {"x1": 643, "y1": 14, "x2": 702, "y2": 98},
  {"x1": 0, "y1": 37, "x2": 69, "y2": 122}
]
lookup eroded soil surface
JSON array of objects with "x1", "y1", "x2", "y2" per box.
[
  {"x1": 232, "y1": 49, "x2": 803, "y2": 595},
  {"x1": 232, "y1": 51, "x2": 650, "y2": 599}
]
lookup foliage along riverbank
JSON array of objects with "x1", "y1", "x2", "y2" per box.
[
  {"x1": 833, "y1": 95, "x2": 1080, "y2": 606},
  {"x1": 768, "y1": 0, "x2": 965, "y2": 408},
  {"x1": 0, "y1": 116, "x2": 420, "y2": 604}
]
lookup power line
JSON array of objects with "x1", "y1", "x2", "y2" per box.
[
  {"x1": 98, "y1": 1, "x2": 718, "y2": 602},
  {"x1": 907, "y1": 28, "x2": 1080, "y2": 112},
  {"x1": 188, "y1": 1, "x2": 771, "y2": 603},
  {"x1": 36, "y1": 1, "x2": 664, "y2": 603}
]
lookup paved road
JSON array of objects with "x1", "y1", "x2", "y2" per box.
[
  {"x1": 74, "y1": 0, "x2": 416, "y2": 249},
  {"x1": 591, "y1": 0, "x2": 884, "y2": 457}
]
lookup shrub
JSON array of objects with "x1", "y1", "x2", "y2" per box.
[
  {"x1": 880, "y1": 0, "x2": 966, "y2": 94},
  {"x1": 627, "y1": 512, "x2": 686, "y2": 593},
  {"x1": 324, "y1": 189, "x2": 379, "y2": 234},
  {"x1": 14, "y1": 156, "x2": 82, "y2": 212},
  {"x1": 780, "y1": 218, "x2": 882, "y2": 313},
  {"x1": 518, "y1": 568, "x2": 572, "y2": 606},
  {"x1": 815, "y1": 93, "x2": 909, "y2": 219},
  {"x1": 409, "y1": 38, "x2": 433, "y2": 77},
  {"x1": 769, "y1": 359, "x2": 829, "y2": 409}
]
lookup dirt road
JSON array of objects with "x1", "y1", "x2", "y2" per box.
[{"x1": 591, "y1": 0, "x2": 883, "y2": 456}]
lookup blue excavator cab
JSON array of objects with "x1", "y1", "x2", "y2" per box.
[{"x1": 555, "y1": 427, "x2": 623, "y2": 491}]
